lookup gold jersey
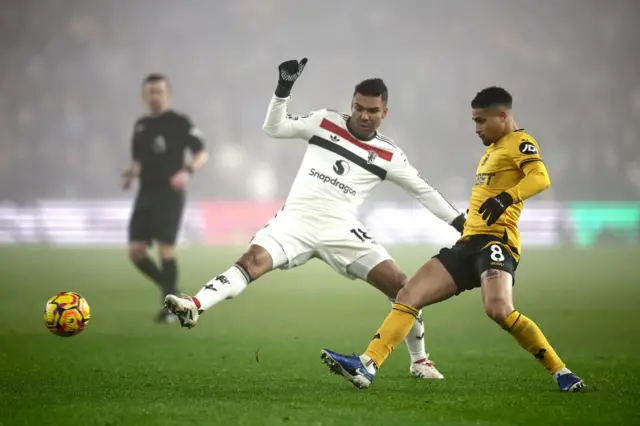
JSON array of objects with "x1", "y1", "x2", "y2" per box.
[{"x1": 461, "y1": 130, "x2": 544, "y2": 258}]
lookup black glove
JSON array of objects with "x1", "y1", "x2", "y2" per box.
[
  {"x1": 274, "y1": 58, "x2": 308, "y2": 98},
  {"x1": 451, "y1": 213, "x2": 466, "y2": 234},
  {"x1": 478, "y1": 192, "x2": 514, "y2": 226}
]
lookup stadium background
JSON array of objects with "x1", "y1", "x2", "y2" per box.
[
  {"x1": 1, "y1": 1, "x2": 639, "y2": 425},
  {"x1": 1, "y1": 0, "x2": 639, "y2": 246}
]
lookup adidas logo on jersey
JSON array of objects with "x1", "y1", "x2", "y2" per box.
[{"x1": 309, "y1": 168, "x2": 356, "y2": 195}]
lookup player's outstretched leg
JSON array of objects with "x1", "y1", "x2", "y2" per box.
[
  {"x1": 399, "y1": 306, "x2": 443, "y2": 379},
  {"x1": 322, "y1": 258, "x2": 457, "y2": 389},
  {"x1": 410, "y1": 316, "x2": 443, "y2": 379},
  {"x1": 481, "y1": 268, "x2": 585, "y2": 392},
  {"x1": 164, "y1": 244, "x2": 273, "y2": 328},
  {"x1": 361, "y1": 259, "x2": 443, "y2": 379}
]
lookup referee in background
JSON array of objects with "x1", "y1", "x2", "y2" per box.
[{"x1": 121, "y1": 73, "x2": 208, "y2": 323}]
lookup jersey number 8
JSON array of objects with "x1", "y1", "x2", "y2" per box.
[{"x1": 490, "y1": 244, "x2": 506, "y2": 262}]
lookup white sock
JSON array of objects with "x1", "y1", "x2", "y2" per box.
[
  {"x1": 552, "y1": 367, "x2": 572, "y2": 379},
  {"x1": 194, "y1": 265, "x2": 249, "y2": 311},
  {"x1": 359, "y1": 354, "x2": 377, "y2": 375},
  {"x1": 391, "y1": 300, "x2": 428, "y2": 363}
]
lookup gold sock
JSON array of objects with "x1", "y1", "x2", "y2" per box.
[
  {"x1": 503, "y1": 311, "x2": 566, "y2": 374},
  {"x1": 364, "y1": 303, "x2": 419, "y2": 368}
]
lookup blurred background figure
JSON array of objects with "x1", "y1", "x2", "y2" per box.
[{"x1": 122, "y1": 73, "x2": 207, "y2": 323}]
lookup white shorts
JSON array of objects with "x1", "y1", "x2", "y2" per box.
[{"x1": 249, "y1": 211, "x2": 392, "y2": 280}]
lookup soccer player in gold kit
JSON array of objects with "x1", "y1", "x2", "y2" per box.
[{"x1": 320, "y1": 87, "x2": 586, "y2": 392}]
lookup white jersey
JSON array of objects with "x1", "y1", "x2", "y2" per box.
[{"x1": 262, "y1": 95, "x2": 461, "y2": 224}]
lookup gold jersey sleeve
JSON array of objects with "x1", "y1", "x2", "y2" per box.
[{"x1": 462, "y1": 130, "x2": 544, "y2": 257}]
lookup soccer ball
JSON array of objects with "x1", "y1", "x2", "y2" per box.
[{"x1": 44, "y1": 292, "x2": 91, "y2": 337}]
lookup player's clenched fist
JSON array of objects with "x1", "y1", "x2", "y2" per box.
[{"x1": 275, "y1": 58, "x2": 308, "y2": 98}]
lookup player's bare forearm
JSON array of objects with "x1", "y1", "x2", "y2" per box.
[
  {"x1": 123, "y1": 161, "x2": 141, "y2": 178},
  {"x1": 506, "y1": 161, "x2": 551, "y2": 203},
  {"x1": 170, "y1": 151, "x2": 207, "y2": 191},
  {"x1": 187, "y1": 150, "x2": 208, "y2": 173},
  {"x1": 121, "y1": 161, "x2": 140, "y2": 190}
]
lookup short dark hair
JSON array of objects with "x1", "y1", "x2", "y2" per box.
[
  {"x1": 471, "y1": 86, "x2": 512, "y2": 109},
  {"x1": 142, "y1": 73, "x2": 168, "y2": 86},
  {"x1": 354, "y1": 78, "x2": 388, "y2": 104}
]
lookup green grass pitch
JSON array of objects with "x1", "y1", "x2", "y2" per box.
[{"x1": 1, "y1": 245, "x2": 639, "y2": 425}]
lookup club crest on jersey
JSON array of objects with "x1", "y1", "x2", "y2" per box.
[
  {"x1": 519, "y1": 141, "x2": 537, "y2": 154},
  {"x1": 367, "y1": 151, "x2": 378, "y2": 164}
]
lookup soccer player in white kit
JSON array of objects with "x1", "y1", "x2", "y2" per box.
[{"x1": 165, "y1": 58, "x2": 466, "y2": 379}]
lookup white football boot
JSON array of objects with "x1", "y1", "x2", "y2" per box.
[
  {"x1": 409, "y1": 356, "x2": 444, "y2": 379},
  {"x1": 164, "y1": 295, "x2": 199, "y2": 329}
]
